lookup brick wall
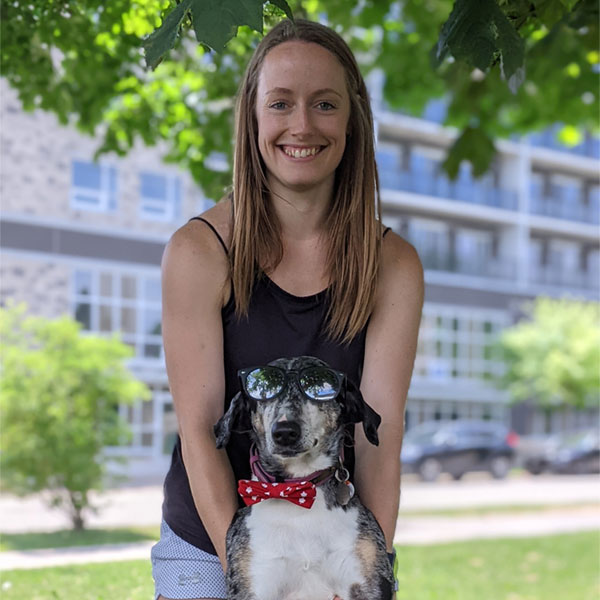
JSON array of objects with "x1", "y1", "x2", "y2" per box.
[{"x1": 0, "y1": 256, "x2": 71, "y2": 318}]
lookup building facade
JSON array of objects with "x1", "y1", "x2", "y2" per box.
[
  {"x1": 1, "y1": 81, "x2": 598, "y2": 480},
  {"x1": 373, "y1": 95, "x2": 599, "y2": 437}
]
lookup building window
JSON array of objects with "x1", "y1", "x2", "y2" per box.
[
  {"x1": 71, "y1": 160, "x2": 118, "y2": 212},
  {"x1": 72, "y1": 268, "x2": 162, "y2": 360},
  {"x1": 406, "y1": 218, "x2": 451, "y2": 271},
  {"x1": 376, "y1": 143, "x2": 403, "y2": 190},
  {"x1": 139, "y1": 172, "x2": 182, "y2": 221},
  {"x1": 454, "y1": 228, "x2": 494, "y2": 276},
  {"x1": 414, "y1": 305, "x2": 507, "y2": 383}
]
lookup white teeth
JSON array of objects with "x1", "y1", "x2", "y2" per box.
[{"x1": 284, "y1": 146, "x2": 320, "y2": 158}]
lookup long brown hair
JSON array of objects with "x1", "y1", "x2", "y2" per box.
[{"x1": 230, "y1": 19, "x2": 382, "y2": 343}]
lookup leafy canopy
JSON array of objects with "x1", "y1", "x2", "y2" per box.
[
  {"x1": 0, "y1": 303, "x2": 150, "y2": 530},
  {"x1": 1, "y1": 0, "x2": 598, "y2": 199},
  {"x1": 497, "y1": 298, "x2": 600, "y2": 410}
]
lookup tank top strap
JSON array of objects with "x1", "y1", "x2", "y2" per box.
[
  {"x1": 189, "y1": 216, "x2": 229, "y2": 255},
  {"x1": 383, "y1": 226, "x2": 392, "y2": 238}
]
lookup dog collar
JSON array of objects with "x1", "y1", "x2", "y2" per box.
[{"x1": 249, "y1": 444, "x2": 337, "y2": 487}]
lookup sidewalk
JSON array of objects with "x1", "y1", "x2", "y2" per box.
[
  {"x1": 1, "y1": 474, "x2": 598, "y2": 571},
  {"x1": 1, "y1": 505, "x2": 599, "y2": 571},
  {"x1": 2, "y1": 474, "x2": 598, "y2": 533}
]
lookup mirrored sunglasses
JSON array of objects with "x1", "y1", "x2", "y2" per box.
[{"x1": 238, "y1": 365, "x2": 345, "y2": 402}]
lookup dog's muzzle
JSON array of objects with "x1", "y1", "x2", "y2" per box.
[{"x1": 271, "y1": 420, "x2": 302, "y2": 448}]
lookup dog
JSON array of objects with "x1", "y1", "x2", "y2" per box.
[{"x1": 214, "y1": 355, "x2": 395, "y2": 600}]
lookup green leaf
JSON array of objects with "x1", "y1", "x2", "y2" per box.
[
  {"x1": 190, "y1": 0, "x2": 264, "y2": 51},
  {"x1": 267, "y1": 0, "x2": 294, "y2": 21},
  {"x1": 559, "y1": 0, "x2": 580, "y2": 9},
  {"x1": 435, "y1": 0, "x2": 525, "y2": 91},
  {"x1": 442, "y1": 126, "x2": 496, "y2": 178},
  {"x1": 143, "y1": 0, "x2": 193, "y2": 70},
  {"x1": 567, "y1": 0, "x2": 599, "y2": 29},
  {"x1": 143, "y1": 0, "x2": 268, "y2": 65}
]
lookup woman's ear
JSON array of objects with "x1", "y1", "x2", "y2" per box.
[
  {"x1": 341, "y1": 379, "x2": 381, "y2": 446},
  {"x1": 214, "y1": 392, "x2": 248, "y2": 448}
]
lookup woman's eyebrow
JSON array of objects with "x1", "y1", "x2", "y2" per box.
[{"x1": 265, "y1": 87, "x2": 343, "y2": 98}]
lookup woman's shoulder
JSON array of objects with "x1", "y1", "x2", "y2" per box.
[
  {"x1": 379, "y1": 227, "x2": 424, "y2": 297},
  {"x1": 183, "y1": 197, "x2": 233, "y2": 248},
  {"x1": 167, "y1": 198, "x2": 233, "y2": 259},
  {"x1": 163, "y1": 199, "x2": 233, "y2": 304}
]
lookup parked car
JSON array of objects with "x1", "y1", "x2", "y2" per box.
[
  {"x1": 516, "y1": 433, "x2": 560, "y2": 474},
  {"x1": 551, "y1": 429, "x2": 600, "y2": 474},
  {"x1": 517, "y1": 428, "x2": 600, "y2": 475},
  {"x1": 401, "y1": 419, "x2": 519, "y2": 482}
]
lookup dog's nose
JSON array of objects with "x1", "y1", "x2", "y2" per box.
[{"x1": 271, "y1": 421, "x2": 301, "y2": 447}]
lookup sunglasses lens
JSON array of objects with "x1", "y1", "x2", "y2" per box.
[
  {"x1": 299, "y1": 367, "x2": 340, "y2": 401},
  {"x1": 245, "y1": 367, "x2": 285, "y2": 400}
]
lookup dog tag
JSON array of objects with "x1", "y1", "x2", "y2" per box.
[{"x1": 336, "y1": 480, "x2": 355, "y2": 506}]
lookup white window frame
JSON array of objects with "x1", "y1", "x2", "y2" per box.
[
  {"x1": 71, "y1": 267, "x2": 163, "y2": 362},
  {"x1": 70, "y1": 160, "x2": 118, "y2": 213},
  {"x1": 139, "y1": 172, "x2": 182, "y2": 222},
  {"x1": 414, "y1": 304, "x2": 508, "y2": 384}
]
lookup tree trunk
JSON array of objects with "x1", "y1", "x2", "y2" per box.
[
  {"x1": 72, "y1": 510, "x2": 85, "y2": 531},
  {"x1": 69, "y1": 491, "x2": 87, "y2": 531}
]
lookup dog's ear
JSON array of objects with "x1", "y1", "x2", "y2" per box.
[
  {"x1": 214, "y1": 392, "x2": 248, "y2": 449},
  {"x1": 342, "y1": 379, "x2": 381, "y2": 446}
]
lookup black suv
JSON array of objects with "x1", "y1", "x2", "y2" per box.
[{"x1": 401, "y1": 419, "x2": 519, "y2": 482}]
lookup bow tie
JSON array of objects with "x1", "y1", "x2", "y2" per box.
[{"x1": 238, "y1": 479, "x2": 317, "y2": 509}]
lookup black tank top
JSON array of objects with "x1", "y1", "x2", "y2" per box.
[{"x1": 162, "y1": 217, "x2": 388, "y2": 553}]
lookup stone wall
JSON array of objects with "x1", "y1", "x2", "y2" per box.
[{"x1": 0, "y1": 256, "x2": 71, "y2": 318}]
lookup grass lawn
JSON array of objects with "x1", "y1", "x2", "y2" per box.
[
  {"x1": 0, "y1": 560, "x2": 153, "y2": 600},
  {"x1": 0, "y1": 531, "x2": 597, "y2": 600},
  {"x1": 395, "y1": 531, "x2": 600, "y2": 600},
  {"x1": 0, "y1": 526, "x2": 160, "y2": 552}
]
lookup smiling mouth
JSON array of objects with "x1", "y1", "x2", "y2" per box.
[{"x1": 281, "y1": 145, "x2": 323, "y2": 159}]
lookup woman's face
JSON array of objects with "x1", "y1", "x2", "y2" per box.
[{"x1": 255, "y1": 41, "x2": 351, "y2": 196}]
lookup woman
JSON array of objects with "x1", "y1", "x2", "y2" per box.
[{"x1": 152, "y1": 18, "x2": 423, "y2": 600}]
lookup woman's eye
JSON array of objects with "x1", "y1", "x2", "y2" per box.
[
  {"x1": 269, "y1": 101, "x2": 287, "y2": 110},
  {"x1": 317, "y1": 101, "x2": 335, "y2": 111}
]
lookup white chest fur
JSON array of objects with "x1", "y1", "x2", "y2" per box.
[{"x1": 245, "y1": 488, "x2": 365, "y2": 600}]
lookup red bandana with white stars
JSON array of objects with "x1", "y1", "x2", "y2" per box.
[{"x1": 238, "y1": 479, "x2": 317, "y2": 509}]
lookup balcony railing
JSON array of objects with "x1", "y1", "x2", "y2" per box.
[
  {"x1": 530, "y1": 128, "x2": 600, "y2": 160},
  {"x1": 530, "y1": 265, "x2": 599, "y2": 291},
  {"x1": 412, "y1": 249, "x2": 517, "y2": 280},
  {"x1": 378, "y1": 161, "x2": 518, "y2": 211},
  {"x1": 529, "y1": 186, "x2": 600, "y2": 225}
]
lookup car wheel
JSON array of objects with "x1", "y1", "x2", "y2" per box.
[
  {"x1": 418, "y1": 458, "x2": 442, "y2": 482},
  {"x1": 526, "y1": 461, "x2": 545, "y2": 476},
  {"x1": 490, "y1": 455, "x2": 510, "y2": 479}
]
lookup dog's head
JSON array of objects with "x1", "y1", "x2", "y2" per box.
[{"x1": 214, "y1": 356, "x2": 381, "y2": 476}]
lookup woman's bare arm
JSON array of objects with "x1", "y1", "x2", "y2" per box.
[
  {"x1": 354, "y1": 232, "x2": 424, "y2": 551},
  {"x1": 161, "y1": 218, "x2": 237, "y2": 570}
]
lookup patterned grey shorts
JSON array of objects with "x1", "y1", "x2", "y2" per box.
[{"x1": 151, "y1": 520, "x2": 227, "y2": 599}]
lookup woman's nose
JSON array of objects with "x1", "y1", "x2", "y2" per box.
[{"x1": 289, "y1": 105, "x2": 313, "y2": 135}]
